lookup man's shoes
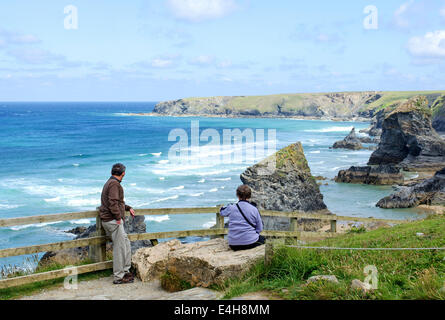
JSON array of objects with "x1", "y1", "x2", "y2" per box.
[
  {"x1": 113, "y1": 276, "x2": 134, "y2": 285},
  {"x1": 124, "y1": 272, "x2": 134, "y2": 281}
]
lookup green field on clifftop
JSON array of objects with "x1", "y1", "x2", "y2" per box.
[{"x1": 158, "y1": 91, "x2": 445, "y2": 118}]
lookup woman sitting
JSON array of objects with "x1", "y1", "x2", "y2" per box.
[{"x1": 220, "y1": 185, "x2": 266, "y2": 251}]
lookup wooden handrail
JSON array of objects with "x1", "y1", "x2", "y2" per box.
[
  {"x1": 0, "y1": 207, "x2": 220, "y2": 228},
  {"x1": 0, "y1": 207, "x2": 411, "y2": 228}
]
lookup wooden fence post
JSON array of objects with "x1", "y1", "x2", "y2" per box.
[
  {"x1": 89, "y1": 210, "x2": 106, "y2": 263},
  {"x1": 215, "y1": 208, "x2": 225, "y2": 238},
  {"x1": 287, "y1": 217, "x2": 299, "y2": 244},
  {"x1": 265, "y1": 241, "x2": 274, "y2": 266},
  {"x1": 330, "y1": 219, "x2": 337, "y2": 233}
]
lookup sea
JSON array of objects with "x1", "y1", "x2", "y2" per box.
[{"x1": 0, "y1": 102, "x2": 423, "y2": 270}]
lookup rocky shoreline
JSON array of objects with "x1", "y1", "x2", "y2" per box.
[
  {"x1": 125, "y1": 112, "x2": 371, "y2": 122},
  {"x1": 333, "y1": 96, "x2": 445, "y2": 211}
]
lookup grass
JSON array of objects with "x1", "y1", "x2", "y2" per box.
[
  {"x1": 219, "y1": 215, "x2": 445, "y2": 300},
  {"x1": 0, "y1": 257, "x2": 113, "y2": 300},
  {"x1": 160, "y1": 271, "x2": 193, "y2": 293}
]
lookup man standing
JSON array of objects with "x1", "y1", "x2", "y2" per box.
[{"x1": 99, "y1": 163, "x2": 136, "y2": 284}]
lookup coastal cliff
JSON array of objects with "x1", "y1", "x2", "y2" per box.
[
  {"x1": 368, "y1": 96, "x2": 445, "y2": 172},
  {"x1": 151, "y1": 91, "x2": 445, "y2": 123}
]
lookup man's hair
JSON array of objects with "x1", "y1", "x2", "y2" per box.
[
  {"x1": 236, "y1": 185, "x2": 252, "y2": 200},
  {"x1": 111, "y1": 163, "x2": 126, "y2": 176}
]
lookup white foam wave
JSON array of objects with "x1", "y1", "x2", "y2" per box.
[
  {"x1": 150, "y1": 195, "x2": 179, "y2": 204},
  {"x1": 0, "y1": 204, "x2": 20, "y2": 210},
  {"x1": 146, "y1": 215, "x2": 170, "y2": 223},
  {"x1": 212, "y1": 178, "x2": 231, "y2": 181},
  {"x1": 133, "y1": 187, "x2": 166, "y2": 194},
  {"x1": 209, "y1": 188, "x2": 218, "y2": 192},
  {"x1": 196, "y1": 169, "x2": 230, "y2": 177},
  {"x1": 151, "y1": 152, "x2": 162, "y2": 157},
  {"x1": 73, "y1": 163, "x2": 80, "y2": 167},
  {"x1": 310, "y1": 151, "x2": 321, "y2": 154},
  {"x1": 190, "y1": 193, "x2": 204, "y2": 197},
  {"x1": 44, "y1": 197, "x2": 60, "y2": 203},
  {"x1": 138, "y1": 154, "x2": 148, "y2": 157},
  {"x1": 157, "y1": 160, "x2": 170, "y2": 164},
  {"x1": 305, "y1": 126, "x2": 354, "y2": 133},
  {"x1": 198, "y1": 179, "x2": 206, "y2": 183},
  {"x1": 202, "y1": 218, "x2": 216, "y2": 229},
  {"x1": 9, "y1": 221, "x2": 60, "y2": 231},
  {"x1": 170, "y1": 186, "x2": 184, "y2": 191},
  {"x1": 67, "y1": 198, "x2": 100, "y2": 207},
  {"x1": 70, "y1": 219, "x2": 93, "y2": 224},
  {"x1": 18, "y1": 183, "x2": 101, "y2": 199}
]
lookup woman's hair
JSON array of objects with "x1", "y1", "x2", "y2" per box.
[{"x1": 236, "y1": 185, "x2": 252, "y2": 200}]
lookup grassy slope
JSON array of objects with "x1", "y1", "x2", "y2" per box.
[
  {"x1": 221, "y1": 215, "x2": 445, "y2": 300},
  {"x1": 177, "y1": 91, "x2": 445, "y2": 115},
  {"x1": 364, "y1": 91, "x2": 445, "y2": 112}
]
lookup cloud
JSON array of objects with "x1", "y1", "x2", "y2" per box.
[
  {"x1": 189, "y1": 55, "x2": 215, "y2": 66},
  {"x1": 8, "y1": 48, "x2": 66, "y2": 64},
  {"x1": 0, "y1": 29, "x2": 40, "y2": 48},
  {"x1": 393, "y1": 0, "x2": 414, "y2": 28},
  {"x1": 166, "y1": 0, "x2": 237, "y2": 22},
  {"x1": 407, "y1": 30, "x2": 445, "y2": 60},
  {"x1": 290, "y1": 24, "x2": 343, "y2": 44},
  {"x1": 129, "y1": 54, "x2": 181, "y2": 69},
  {"x1": 151, "y1": 58, "x2": 175, "y2": 68},
  {"x1": 441, "y1": 7, "x2": 445, "y2": 19}
]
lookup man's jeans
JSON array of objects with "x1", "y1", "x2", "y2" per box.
[{"x1": 102, "y1": 219, "x2": 131, "y2": 281}]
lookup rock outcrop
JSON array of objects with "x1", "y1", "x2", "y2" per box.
[
  {"x1": 240, "y1": 142, "x2": 328, "y2": 231},
  {"x1": 368, "y1": 96, "x2": 445, "y2": 172},
  {"x1": 166, "y1": 239, "x2": 264, "y2": 288},
  {"x1": 132, "y1": 240, "x2": 183, "y2": 282},
  {"x1": 132, "y1": 239, "x2": 265, "y2": 288},
  {"x1": 376, "y1": 168, "x2": 445, "y2": 208},
  {"x1": 432, "y1": 94, "x2": 445, "y2": 132},
  {"x1": 40, "y1": 216, "x2": 152, "y2": 266},
  {"x1": 332, "y1": 128, "x2": 364, "y2": 150},
  {"x1": 335, "y1": 165, "x2": 404, "y2": 185}
]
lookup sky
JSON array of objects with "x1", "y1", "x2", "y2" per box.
[{"x1": 0, "y1": 0, "x2": 445, "y2": 101}]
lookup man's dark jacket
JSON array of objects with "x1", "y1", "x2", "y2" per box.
[{"x1": 99, "y1": 177, "x2": 132, "y2": 222}]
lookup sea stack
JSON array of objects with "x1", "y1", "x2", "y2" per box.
[
  {"x1": 240, "y1": 142, "x2": 328, "y2": 230},
  {"x1": 368, "y1": 96, "x2": 445, "y2": 172},
  {"x1": 332, "y1": 127, "x2": 363, "y2": 150}
]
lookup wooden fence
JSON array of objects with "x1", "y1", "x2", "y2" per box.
[{"x1": 0, "y1": 207, "x2": 411, "y2": 289}]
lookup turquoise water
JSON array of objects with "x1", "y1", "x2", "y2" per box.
[{"x1": 0, "y1": 102, "x2": 421, "y2": 269}]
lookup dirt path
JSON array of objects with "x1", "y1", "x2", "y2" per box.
[{"x1": 18, "y1": 276, "x2": 223, "y2": 300}]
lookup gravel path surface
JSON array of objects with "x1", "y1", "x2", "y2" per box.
[{"x1": 18, "y1": 277, "x2": 223, "y2": 300}]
